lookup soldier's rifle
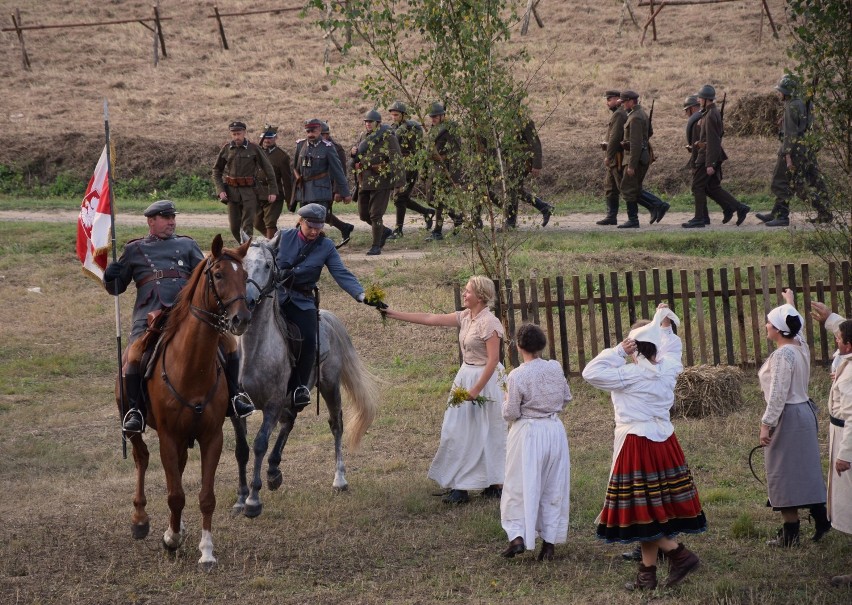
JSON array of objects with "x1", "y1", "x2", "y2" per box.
[
  {"x1": 719, "y1": 92, "x2": 727, "y2": 137},
  {"x1": 647, "y1": 99, "x2": 655, "y2": 140}
]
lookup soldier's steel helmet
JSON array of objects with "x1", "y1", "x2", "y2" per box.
[
  {"x1": 304, "y1": 118, "x2": 323, "y2": 129},
  {"x1": 363, "y1": 109, "x2": 382, "y2": 122},
  {"x1": 697, "y1": 84, "x2": 716, "y2": 100},
  {"x1": 144, "y1": 200, "x2": 179, "y2": 217},
  {"x1": 388, "y1": 100, "x2": 408, "y2": 114},
  {"x1": 775, "y1": 75, "x2": 799, "y2": 96},
  {"x1": 427, "y1": 102, "x2": 446, "y2": 117},
  {"x1": 683, "y1": 95, "x2": 700, "y2": 109},
  {"x1": 320, "y1": 121, "x2": 330, "y2": 134}
]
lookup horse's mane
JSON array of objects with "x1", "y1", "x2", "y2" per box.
[{"x1": 159, "y1": 253, "x2": 209, "y2": 347}]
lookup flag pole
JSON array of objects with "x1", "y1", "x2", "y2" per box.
[{"x1": 104, "y1": 98, "x2": 127, "y2": 459}]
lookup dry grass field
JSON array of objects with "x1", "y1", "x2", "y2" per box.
[{"x1": 0, "y1": 0, "x2": 794, "y2": 197}]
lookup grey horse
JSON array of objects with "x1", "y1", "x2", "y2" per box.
[{"x1": 232, "y1": 232, "x2": 378, "y2": 518}]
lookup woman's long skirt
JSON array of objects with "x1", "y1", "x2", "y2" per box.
[
  {"x1": 765, "y1": 401, "x2": 826, "y2": 509},
  {"x1": 501, "y1": 416, "x2": 570, "y2": 549},
  {"x1": 597, "y1": 433, "x2": 707, "y2": 543},
  {"x1": 428, "y1": 363, "x2": 507, "y2": 490}
]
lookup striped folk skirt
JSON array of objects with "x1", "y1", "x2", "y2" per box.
[{"x1": 597, "y1": 433, "x2": 707, "y2": 543}]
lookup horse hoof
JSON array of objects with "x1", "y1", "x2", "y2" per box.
[
  {"x1": 267, "y1": 471, "x2": 283, "y2": 491},
  {"x1": 131, "y1": 521, "x2": 150, "y2": 540},
  {"x1": 198, "y1": 560, "x2": 218, "y2": 573},
  {"x1": 162, "y1": 538, "x2": 179, "y2": 553},
  {"x1": 244, "y1": 502, "x2": 263, "y2": 518},
  {"x1": 230, "y1": 503, "x2": 245, "y2": 518},
  {"x1": 333, "y1": 484, "x2": 349, "y2": 493}
]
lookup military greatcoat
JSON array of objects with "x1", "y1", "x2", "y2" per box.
[{"x1": 293, "y1": 138, "x2": 350, "y2": 204}]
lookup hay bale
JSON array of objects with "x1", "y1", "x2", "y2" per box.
[
  {"x1": 726, "y1": 93, "x2": 781, "y2": 137},
  {"x1": 673, "y1": 365, "x2": 744, "y2": 418}
]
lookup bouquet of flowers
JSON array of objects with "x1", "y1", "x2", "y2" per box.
[
  {"x1": 448, "y1": 385, "x2": 490, "y2": 407},
  {"x1": 364, "y1": 284, "x2": 388, "y2": 323}
]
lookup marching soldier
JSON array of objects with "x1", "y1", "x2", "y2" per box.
[
  {"x1": 505, "y1": 106, "x2": 554, "y2": 229},
  {"x1": 319, "y1": 121, "x2": 357, "y2": 242},
  {"x1": 681, "y1": 96, "x2": 709, "y2": 225},
  {"x1": 293, "y1": 118, "x2": 354, "y2": 242},
  {"x1": 102, "y1": 200, "x2": 254, "y2": 433},
  {"x1": 254, "y1": 125, "x2": 293, "y2": 239},
  {"x1": 212, "y1": 120, "x2": 278, "y2": 242},
  {"x1": 425, "y1": 102, "x2": 464, "y2": 241},
  {"x1": 682, "y1": 85, "x2": 750, "y2": 229},
  {"x1": 387, "y1": 101, "x2": 434, "y2": 238},
  {"x1": 351, "y1": 109, "x2": 405, "y2": 255},
  {"x1": 597, "y1": 90, "x2": 629, "y2": 225},
  {"x1": 756, "y1": 75, "x2": 831, "y2": 227},
  {"x1": 617, "y1": 91, "x2": 652, "y2": 229}
]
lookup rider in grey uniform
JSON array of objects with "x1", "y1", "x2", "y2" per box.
[{"x1": 103, "y1": 200, "x2": 254, "y2": 433}]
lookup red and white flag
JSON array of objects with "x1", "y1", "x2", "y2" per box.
[{"x1": 76, "y1": 146, "x2": 113, "y2": 281}]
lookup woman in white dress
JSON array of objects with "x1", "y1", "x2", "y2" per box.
[
  {"x1": 500, "y1": 323, "x2": 572, "y2": 561},
  {"x1": 758, "y1": 288, "x2": 830, "y2": 547},
  {"x1": 384, "y1": 275, "x2": 506, "y2": 504}
]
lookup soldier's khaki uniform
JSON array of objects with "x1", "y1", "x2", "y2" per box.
[
  {"x1": 427, "y1": 120, "x2": 464, "y2": 236},
  {"x1": 505, "y1": 116, "x2": 551, "y2": 227},
  {"x1": 389, "y1": 118, "x2": 433, "y2": 230},
  {"x1": 212, "y1": 140, "x2": 278, "y2": 242},
  {"x1": 620, "y1": 105, "x2": 651, "y2": 222},
  {"x1": 603, "y1": 106, "x2": 628, "y2": 220},
  {"x1": 254, "y1": 144, "x2": 292, "y2": 235},
  {"x1": 768, "y1": 97, "x2": 829, "y2": 220},
  {"x1": 690, "y1": 104, "x2": 741, "y2": 220},
  {"x1": 353, "y1": 124, "x2": 405, "y2": 248}
]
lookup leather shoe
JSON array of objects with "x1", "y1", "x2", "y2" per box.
[
  {"x1": 441, "y1": 489, "x2": 469, "y2": 504},
  {"x1": 653, "y1": 202, "x2": 670, "y2": 224},
  {"x1": 537, "y1": 541, "x2": 554, "y2": 561},
  {"x1": 596, "y1": 216, "x2": 617, "y2": 226},
  {"x1": 423, "y1": 209, "x2": 435, "y2": 231},
  {"x1": 339, "y1": 223, "x2": 354, "y2": 244},
  {"x1": 231, "y1": 392, "x2": 255, "y2": 418},
  {"x1": 765, "y1": 217, "x2": 790, "y2": 227},
  {"x1": 722, "y1": 208, "x2": 735, "y2": 224},
  {"x1": 755, "y1": 211, "x2": 774, "y2": 223},
  {"x1": 481, "y1": 485, "x2": 502, "y2": 499},
  {"x1": 541, "y1": 203, "x2": 554, "y2": 227},
  {"x1": 122, "y1": 409, "x2": 145, "y2": 433},
  {"x1": 736, "y1": 205, "x2": 750, "y2": 226},
  {"x1": 425, "y1": 231, "x2": 443, "y2": 241},
  {"x1": 681, "y1": 218, "x2": 706, "y2": 229},
  {"x1": 366, "y1": 245, "x2": 382, "y2": 256},
  {"x1": 617, "y1": 219, "x2": 639, "y2": 229},
  {"x1": 293, "y1": 385, "x2": 311, "y2": 411},
  {"x1": 501, "y1": 537, "x2": 525, "y2": 558},
  {"x1": 379, "y1": 226, "x2": 393, "y2": 247}
]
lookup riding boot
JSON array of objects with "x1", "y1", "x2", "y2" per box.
[
  {"x1": 597, "y1": 197, "x2": 619, "y2": 225},
  {"x1": 225, "y1": 351, "x2": 255, "y2": 418},
  {"x1": 122, "y1": 364, "x2": 145, "y2": 433},
  {"x1": 810, "y1": 503, "x2": 831, "y2": 542}
]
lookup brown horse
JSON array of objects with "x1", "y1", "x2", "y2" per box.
[{"x1": 118, "y1": 234, "x2": 251, "y2": 572}]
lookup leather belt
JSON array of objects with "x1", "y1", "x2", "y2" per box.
[
  {"x1": 830, "y1": 414, "x2": 846, "y2": 428},
  {"x1": 137, "y1": 269, "x2": 189, "y2": 287},
  {"x1": 288, "y1": 285, "x2": 316, "y2": 298},
  {"x1": 224, "y1": 175, "x2": 255, "y2": 187},
  {"x1": 303, "y1": 172, "x2": 329, "y2": 182}
]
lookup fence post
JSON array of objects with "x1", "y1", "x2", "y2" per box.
[
  {"x1": 12, "y1": 9, "x2": 31, "y2": 71},
  {"x1": 214, "y1": 6, "x2": 229, "y2": 50},
  {"x1": 153, "y1": 4, "x2": 167, "y2": 58}
]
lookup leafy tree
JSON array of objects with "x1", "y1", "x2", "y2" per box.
[
  {"x1": 308, "y1": 0, "x2": 545, "y2": 285},
  {"x1": 786, "y1": 0, "x2": 852, "y2": 264}
]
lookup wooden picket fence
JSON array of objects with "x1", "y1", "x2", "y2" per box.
[{"x1": 454, "y1": 262, "x2": 852, "y2": 375}]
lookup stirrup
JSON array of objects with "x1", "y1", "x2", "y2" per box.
[
  {"x1": 293, "y1": 385, "x2": 311, "y2": 410},
  {"x1": 231, "y1": 392, "x2": 256, "y2": 418},
  {"x1": 122, "y1": 409, "x2": 145, "y2": 434}
]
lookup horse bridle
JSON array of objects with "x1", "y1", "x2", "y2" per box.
[
  {"x1": 246, "y1": 241, "x2": 279, "y2": 303},
  {"x1": 190, "y1": 252, "x2": 248, "y2": 334}
]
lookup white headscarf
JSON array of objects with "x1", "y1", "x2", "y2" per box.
[
  {"x1": 767, "y1": 303, "x2": 803, "y2": 337},
  {"x1": 628, "y1": 307, "x2": 672, "y2": 347}
]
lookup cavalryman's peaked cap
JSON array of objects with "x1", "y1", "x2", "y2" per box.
[
  {"x1": 304, "y1": 118, "x2": 323, "y2": 129},
  {"x1": 144, "y1": 200, "x2": 179, "y2": 217},
  {"x1": 619, "y1": 90, "x2": 639, "y2": 101},
  {"x1": 604, "y1": 90, "x2": 621, "y2": 99},
  {"x1": 229, "y1": 121, "x2": 247, "y2": 131},
  {"x1": 297, "y1": 203, "x2": 327, "y2": 223},
  {"x1": 261, "y1": 125, "x2": 278, "y2": 138}
]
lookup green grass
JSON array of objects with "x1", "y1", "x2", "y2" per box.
[{"x1": 0, "y1": 215, "x2": 850, "y2": 604}]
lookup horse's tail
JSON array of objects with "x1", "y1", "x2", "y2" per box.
[{"x1": 321, "y1": 311, "x2": 379, "y2": 450}]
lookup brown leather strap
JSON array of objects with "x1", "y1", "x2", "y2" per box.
[
  {"x1": 137, "y1": 269, "x2": 190, "y2": 288},
  {"x1": 303, "y1": 172, "x2": 329, "y2": 182},
  {"x1": 224, "y1": 175, "x2": 256, "y2": 187}
]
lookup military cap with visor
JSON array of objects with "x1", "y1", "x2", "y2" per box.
[
  {"x1": 144, "y1": 200, "x2": 179, "y2": 217},
  {"x1": 228, "y1": 121, "x2": 247, "y2": 131},
  {"x1": 619, "y1": 90, "x2": 639, "y2": 101},
  {"x1": 261, "y1": 124, "x2": 278, "y2": 139},
  {"x1": 297, "y1": 203, "x2": 327, "y2": 228},
  {"x1": 304, "y1": 118, "x2": 324, "y2": 130},
  {"x1": 604, "y1": 90, "x2": 621, "y2": 99}
]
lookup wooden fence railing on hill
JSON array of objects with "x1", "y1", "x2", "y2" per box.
[{"x1": 453, "y1": 262, "x2": 852, "y2": 376}]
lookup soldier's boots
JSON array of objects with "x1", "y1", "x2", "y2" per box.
[
  {"x1": 755, "y1": 212, "x2": 774, "y2": 223},
  {"x1": 423, "y1": 209, "x2": 435, "y2": 231},
  {"x1": 339, "y1": 223, "x2": 355, "y2": 244},
  {"x1": 425, "y1": 231, "x2": 444, "y2": 241},
  {"x1": 682, "y1": 217, "x2": 706, "y2": 229},
  {"x1": 596, "y1": 216, "x2": 617, "y2": 225},
  {"x1": 765, "y1": 217, "x2": 790, "y2": 227},
  {"x1": 617, "y1": 218, "x2": 640, "y2": 229},
  {"x1": 532, "y1": 197, "x2": 554, "y2": 227},
  {"x1": 651, "y1": 202, "x2": 670, "y2": 224},
  {"x1": 597, "y1": 199, "x2": 619, "y2": 225},
  {"x1": 386, "y1": 226, "x2": 404, "y2": 240},
  {"x1": 122, "y1": 371, "x2": 145, "y2": 434}
]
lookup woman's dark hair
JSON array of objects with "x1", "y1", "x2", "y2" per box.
[
  {"x1": 516, "y1": 323, "x2": 546, "y2": 354},
  {"x1": 838, "y1": 320, "x2": 852, "y2": 345},
  {"x1": 783, "y1": 314, "x2": 802, "y2": 338},
  {"x1": 636, "y1": 340, "x2": 657, "y2": 361}
]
